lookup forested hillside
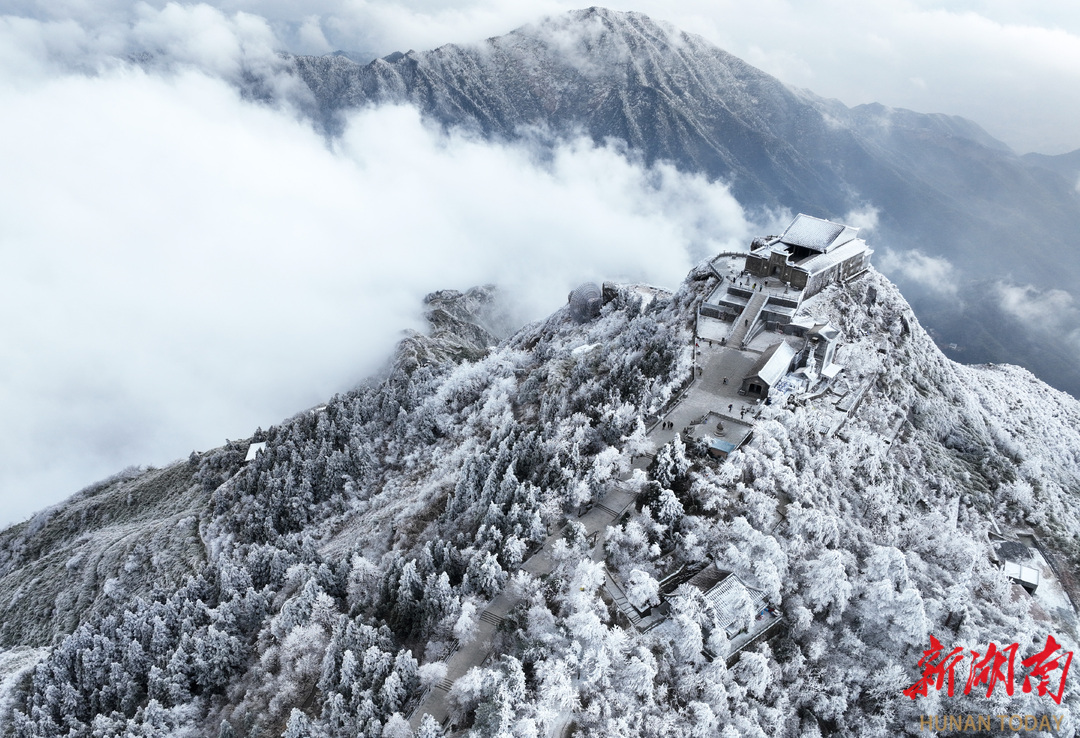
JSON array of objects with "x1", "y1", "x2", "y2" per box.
[{"x1": 2, "y1": 267, "x2": 1078, "y2": 737}]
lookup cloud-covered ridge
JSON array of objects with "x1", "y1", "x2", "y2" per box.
[{"x1": 0, "y1": 52, "x2": 758, "y2": 526}]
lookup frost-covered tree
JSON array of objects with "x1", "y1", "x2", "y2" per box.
[{"x1": 625, "y1": 569, "x2": 661, "y2": 611}]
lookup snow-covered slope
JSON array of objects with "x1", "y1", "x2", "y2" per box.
[
  {"x1": 0, "y1": 463, "x2": 208, "y2": 648},
  {"x1": 285, "y1": 8, "x2": 1080, "y2": 397},
  {"x1": 2, "y1": 261, "x2": 1078, "y2": 736}
]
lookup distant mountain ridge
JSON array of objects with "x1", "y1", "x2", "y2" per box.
[
  {"x1": 1023, "y1": 148, "x2": 1080, "y2": 183},
  {"x1": 286, "y1": 7, "x2": 1080, "y2": 395}
]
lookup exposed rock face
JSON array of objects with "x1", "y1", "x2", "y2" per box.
[
  {"x1": 395, "y1": 285, "x2": 507, "y2": 370},
  {"x1": 569, "y1": 282, "x2": 602, "y2": 323}
]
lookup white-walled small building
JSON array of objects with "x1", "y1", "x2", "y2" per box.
[
  {"x1": 740, "y1": 341, "x2": 796, "y2": 398},
  {"x1": 244, "y1": 442, "x2": 267, "y2": 463}
]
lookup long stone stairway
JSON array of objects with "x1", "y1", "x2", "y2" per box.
[
  {"x1": 604, "y1": 571, "x2": 642, "y2": 627},
  {"x1": 727, "y1": 290, "x2": 768, "y2": 347}
]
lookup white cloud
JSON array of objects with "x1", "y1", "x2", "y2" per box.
[
  {"x1": 843, "y1": 206, "x2": 879, "y2": 234},
  {"x1": 995, "y1": 283, "x2": 1078, "y2": 329},
  {"x1": 995, "y1": 282, "x2": 1080, "y2": 361},
  {"x1": 0, "y1": 64, "x2": 755, "y2": 527},
  {"x1": 127, "y1": 4, "x2": 278, "y2": 75},
  {"x1": 298, "y1": 15, "x2": 332, "y2": 54},
  {"x1": 877, "y1": 248, "x2": 958, "y2": 297}
]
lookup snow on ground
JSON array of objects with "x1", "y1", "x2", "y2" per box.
[
  {"x1": 631, "y1": 285, "x2": 666, "y2": 308},
  {"x1": 0, "y1": 647, "x2": 48, "y2": 725}
]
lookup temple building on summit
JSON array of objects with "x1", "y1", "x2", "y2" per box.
[
  {"x1": 700, "y1": 214, "x2": 872, "y2": 336},
  {"x1": 744, "y1": 213, "x2": 873, "y2": 298},
  {"x1": 738, "y1": 323, "x2": 843, "y2": 398},
  {"x1": 693, "y1": 213, "x2": 874, "y2": 403},
  {"x1": 740, "y1": 341, "x2": 798, "y2": 398}
]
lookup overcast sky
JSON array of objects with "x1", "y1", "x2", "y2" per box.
[{"x1": 1, "y1": 1, "x2": 1077, "y2": 528}]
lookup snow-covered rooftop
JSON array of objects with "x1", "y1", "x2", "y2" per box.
[
  {"x1": 797, "y1": 238, "x2": 871, "y2": 275},
  {"x1": 749, "y1": 341, "x2": 797, "y2": 387},
  {"x1": 1004, "y1": 561, "x2": 1041, "y2": 588},
  {"x1": 708, "y1": 438, "x2": 737, "y2": 454},
  {"x1": 779, "y1": 213, "x2": 859, "y2": 253},
  {"x1": 688, "y1": 565, "x2": 767, "y2": 634},
  {"x1": 808, "y1": 323, "x2": 840, "y2": 341},
  {"x1": 244, "y1": 442, "x2": 267, "y2": 462}
]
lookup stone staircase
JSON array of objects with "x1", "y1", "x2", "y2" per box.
[
  {"x1": 595, "y1": 501, "x2": 621, "y2": 517},
  {"x1": 478, "y1": 610, "x2": 503, "y2": 628},
  {"x1": 728, "y1": 290, "x2": 768, "y2": 347},
  {"x1": 604, "y1": 571, "x2": 642, "y2": 627}
]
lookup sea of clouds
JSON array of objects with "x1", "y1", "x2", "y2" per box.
[
  {"x1": 2, "y1": 0, "x2": 1078, "y2": 526},
  {"x1": 0, "y1": 3, "x2": 776, "y2": 526}
]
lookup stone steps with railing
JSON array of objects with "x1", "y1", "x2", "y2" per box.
[{"x1": 728, "y1": 290, "x2": 768, "y2": 347}]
